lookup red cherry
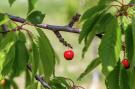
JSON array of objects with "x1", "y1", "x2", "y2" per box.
[
  {"x1": 121, "y1": 59, "x2": 130, "y2": 69},
  {"x1": 64, "y1": 50, "x2": 74, "y2": 60}
]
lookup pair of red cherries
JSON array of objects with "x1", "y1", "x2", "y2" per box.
[{"x1": 63, "y1": 50, "x2": 130, "y2": 69}]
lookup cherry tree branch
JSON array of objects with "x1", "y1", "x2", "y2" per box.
[
  {"x1": 7, "y1": 14, "x2": 80, "y2": 34},
  {"x1": 7, "y1": 14, "x2": 103, "y2": 38},
  {"x1": 27, "y1": 64, "x2": 51, "y2": 89}
]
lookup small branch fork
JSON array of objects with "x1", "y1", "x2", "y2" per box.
[
  {"x1": 0, "y1": 13, "x2": 102, "y2": 38},
  {"x1": 27, "y1": 64, "x2": 85, "y2": 89},
  {"x1": 27, "y1": 64, "x2": 51, "y2": 89},
  {"x1": 7, "y1": 14, "x2": 80, "y2": 34}
]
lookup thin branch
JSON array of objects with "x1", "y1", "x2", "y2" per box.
[
  {"x1": 26, "y1": 64, "x2": 51, "y2": 89},
  {"x1": 7, "y1": 14, "x2": 80, "y2": 33},
  {"x1": 6, "y1": 14, "x2": 102, "y2": 38},
  {"x1": 68, "y1": 13, "x2": 81, "y2": 27},
  {"x1": 53, "y1": 31, "x2": 73, "y2": 48},
  {"x1": 36, "y1": 24, "x2": 80, "y2": 33}
]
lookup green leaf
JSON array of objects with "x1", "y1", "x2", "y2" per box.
[
  {"x1": 27, "y1": 11, "x2": 45, "y2": 24},
  {"x1": 0, "y1": 13, "x2": 9, "y2": 25},
  {"x1": 25, "y1": 69, "x2": 32, "y2": 88},
  {"x1": 125, "y1": 25, "x2": 134, "y2": 63},
  {"x1": 28, "y1": 0, "x2": 38, "y2": 14},
  {"x1": 32, "y1": 42, "x2": 39, "y2": 77},
  {"x1": 128, "y1": 68, "x2": 135, "y2": 89},
  {"x1": 4, "y1": 79, "x2": 11, "y2": 89},
  {"x1": 77, "y1": 57, "x2": 101, "y2": 80},
  {"x1": 26, "y1": 83, "x2": 38, "y2": 89},
  {"x1": 49, "y1": 77, "x2": 70, "y2": 89},
  {"x1": 0, "y1": 33, "x2": 15, "y2": 77},
  {"x1": 95, "y1": 13, "x2": 116, "y2": 34},
  {"x1": 11, "y1": 80, "x2": 19, "y2": 89},
  {"x1": 128, "y1": 17, "x2": 135, "y2": 89},
  {"x1": 131, "y1": 17, "x2": 135, "y2": 67},
  {"x1": 8, "y1": 0, "x2": 16, "y2": 6},
  {"x1": 82, "y1": 13, "x2": 115, "y2": 57},
  {"x1": 81, "y1": 5, "x2": 106, "y2": 21},
  {"x1": 105, "y1": 61, "x2": 120, "y2": 89},
  {"x1": 12, "y1": 32, "x2": 29, "y2": 76},
  {"x1": 99, "y1": 17, "x2": 122, "y2": 76},
  {"x1": 1, "y1": 44, "x2": 15, "y2": 76},
  {"x1": 98, "y1": 0, "x2": 115, "y2": 5},
  {"x1": 82, "y1": 28, "x2": 96, "y2": 58},
  {"x1": 130, "y1": 0, "x2": 135, "y2": 3},
  {"x1": 120, "y1": 68, "x2": 130, "y2": 89},
  {"x1": 79, "y1": 13, "x2": 101, "y2": 43},
  {"x1": 37, "y1": 28, "x2": 55, "y2": 81}
]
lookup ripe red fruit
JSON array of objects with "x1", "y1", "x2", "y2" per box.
[
  {"x1": 64, "y1": 50, "x2": 74, "y2": 60},
  {"x1": 121, "y1": 59, "x2": 130, "y2": 69}
]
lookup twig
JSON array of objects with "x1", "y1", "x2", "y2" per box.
[
  {"x1": 36, "y1": 24, "x2": 80, "y2": 33},
  {"x1": 53, "y1": 31, "x2": 73, "y2": 48},
  {"x1": 26, "y1": 64, "x2": 51, "y2": 89},
  {"x1": 7, "y1": 14, "x2": 80, "y2": 33},
  {"x1": 68, "y1": 13, "x2": 81, "y2": 27},
  {"x1": 6, "y1": 13, "x2": 103, "y2": 38}
]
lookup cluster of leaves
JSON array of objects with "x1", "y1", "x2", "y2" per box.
[
  {"x1": 78, "y1": 0, "x2": 135, "y2": 89},
  {"x1": 0, "y1": 0, "x2": 73, "y2": 89},
  {"x1": 0, "y1": 0, "x2": 135, "y2": 89},
  {"x1": 0, "y1": 15, "x2": 56, "y2": 88}
]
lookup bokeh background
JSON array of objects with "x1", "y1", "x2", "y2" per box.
[{"x1": 0, "y1": 0, "x2": 106, "y2": 89}]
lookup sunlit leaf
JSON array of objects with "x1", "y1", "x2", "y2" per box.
[
  {"x1": 1, "y1": 45, "x2": 15, "y2": 76},
  {"x1": 0, "y1": 13, "x2": 9, "y2": 25},
  {"x1": 0, "y1": 33, "x2": 15, "y2": 77}
]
